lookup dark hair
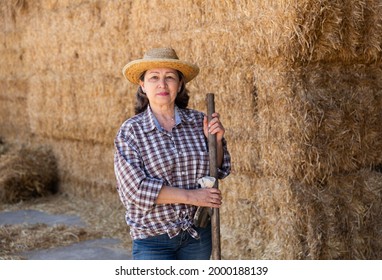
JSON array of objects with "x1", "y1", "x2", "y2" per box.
[{"x1": 134, "y1": 70, "x2": 190, "y2": 114}]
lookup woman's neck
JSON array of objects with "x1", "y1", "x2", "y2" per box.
[
  {"x1": 150, "y1": 105, "x2": 176, "y2": 131},
  {"x1": 150, "y1": 105, "x2": 175, "y2": 121}
]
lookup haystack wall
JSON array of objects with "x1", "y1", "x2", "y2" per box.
[{"x1": 2, "y1": 0, "x2": 382, "y2": 259}]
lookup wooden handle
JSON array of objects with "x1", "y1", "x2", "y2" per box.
[{"x1": 206, "y1": 93, "x2": 221, "y2": 260}]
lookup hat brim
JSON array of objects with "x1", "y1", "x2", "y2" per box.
[{"x1": 122, "y1": 58, "x2": 199, "y2": 85}]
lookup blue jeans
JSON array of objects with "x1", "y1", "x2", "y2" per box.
[{"x1": 132, "y1": 224, "x2": 212, "y2": 260}]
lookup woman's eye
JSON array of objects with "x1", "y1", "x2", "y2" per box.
[{"x1": 148, "y1": 76, "x2": 159, "y2": 81}]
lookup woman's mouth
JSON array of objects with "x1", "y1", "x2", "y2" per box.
[{"x1": 157, "y1": 92, "x2": 169, "y2": 96}]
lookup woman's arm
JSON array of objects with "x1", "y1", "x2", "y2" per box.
[{"x1": 156, "y1": 185, "x2": 222, "y2": 208}]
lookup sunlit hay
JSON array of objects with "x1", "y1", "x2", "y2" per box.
[
  {"x1": 292, "y1": 0, "x2": 382, "y2": 63},
  {"x1": 250, "y1": 0, "x2": 382, "y2": 64},
  {"x1": 0, "y1": 145, "x2": 59, "y2": 203}
]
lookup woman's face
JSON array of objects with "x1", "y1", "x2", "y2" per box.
[{"x1": 139, "y1": 68, "x2": 182, "y2": 108}]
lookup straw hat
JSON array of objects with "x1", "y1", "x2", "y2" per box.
[{"x1": 122, "y1": 48, "x2": 199, "y2": 84}]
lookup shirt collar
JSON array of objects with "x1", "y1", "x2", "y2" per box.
[
  {"x1": 141, "y1": 107, "x2": 157, "y2": 133},
  {"x1": 142, "y1": 105, "x2": 195, "y2": 132}
]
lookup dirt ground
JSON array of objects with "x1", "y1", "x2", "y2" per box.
[{"x1": 0, "y1": 191, "x2": 132, "y2": 259}]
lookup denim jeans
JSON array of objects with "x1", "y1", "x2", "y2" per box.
[{"x1": 132, "y1": 223, "x2": 212, "y2": 260}]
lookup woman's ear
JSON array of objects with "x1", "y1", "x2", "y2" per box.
[
  {"x1": 178, "y1": 81, "x2": 183, "y2": 93},
  {"x1": 139, "y1": 81, "x2": 145, "y2": 93}
]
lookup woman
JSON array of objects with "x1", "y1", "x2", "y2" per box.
[{"x1": 114, "y1": 47, "x2": 231, "y2": 260}]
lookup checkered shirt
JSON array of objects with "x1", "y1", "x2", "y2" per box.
[{"x1": 114, "y1": 106, "x2": 231, "y2": 240}]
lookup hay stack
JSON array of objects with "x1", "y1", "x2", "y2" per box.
[
  {"x1": 244, "y1": 0, "x2": 382, "y2": 259},
  {"x1": 0, "y1": 145, "x2": 58, "y2": 203},
  {"x1": 2, "y1": 0, "x2": 382, "y2": 259},
  {"x1": 221, "y1": 170, "x2": 382, "y2": 260}
]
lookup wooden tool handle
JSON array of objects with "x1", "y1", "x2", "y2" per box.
[{"x1": 206, "y1": 93, "x2": 221, "y2": 260}]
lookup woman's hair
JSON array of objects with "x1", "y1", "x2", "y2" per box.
[{"x1": 134, "y1": 70, "x2": 190, "y2": 114}]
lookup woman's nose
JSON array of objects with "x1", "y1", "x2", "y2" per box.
[{"x1": 157, "y1": 78, "x2": 167, "y2": 88}]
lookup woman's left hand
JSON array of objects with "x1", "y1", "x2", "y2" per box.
[{"x1": 203, "y1": 112, "x2": 225, "y2": 142}]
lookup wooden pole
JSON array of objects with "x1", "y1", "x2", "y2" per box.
[{"x1": 206, "y1": 93, "x2": 221, "y2": 260}]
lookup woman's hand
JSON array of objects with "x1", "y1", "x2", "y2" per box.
[
  {"x1": 188, "y1": 187, "x2": 222, "y2": 208},
  {"x1": 203, "y1": 112, "x2": 225, "y2": 142},
  {"x1": 203, "y1": 112, "x2": 225, "y2": 168}
]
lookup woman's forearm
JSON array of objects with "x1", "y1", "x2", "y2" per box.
[{"x1": 156, "y1": 185, "x2": 222, "y2": 208}]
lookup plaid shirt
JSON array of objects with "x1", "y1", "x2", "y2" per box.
[{"x1": 114, "y1": 106, "x2": 231, "y2": 240}]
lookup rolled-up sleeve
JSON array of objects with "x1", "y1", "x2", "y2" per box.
[
  {"x1": 114, "y1": 130, "x2": 163, "y2": 212},
  {"x1": 217, "y1": 137, "x2": 231, "y2": 179}
]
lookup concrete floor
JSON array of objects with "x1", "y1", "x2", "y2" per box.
[{"x1": 0, "y1": 209, "x2": 131, "y2": 260}]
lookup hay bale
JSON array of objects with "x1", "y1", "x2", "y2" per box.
[
  {"x1": 250, "y1": 0, "x2": 382, "y2": 64},
  {"x1": 251, "y1": 0, "x2": 382, "y2": 259},
  {"x1": 27, "y1": 75, "x2": 128, "y2": 145},
  {"x1": 221, "y1": 174, "x2": 303, "y2": 260},
  {"x1": 292, "y1": 0, "x2": 382, "y2": 63},
  {"x1": 0, "y1": 80, "x2": 30, "y2": 141},
  {"x1": 44, "y1": 139, "x2": 115, "y2": 199},
  {"x1": 300, "y1": 63, "x2": 382, "y2": 182},
  {"x1": 292, "y1": 169, "x2": 382, "y2": 259},
  {"x1": 221, "y1": 169, "x2": 382, "y2": 260},
  {"x1": 255, "y1": 62, "x2": 382, "y2": 184},
  {"x1": 0, "y1": 145, "x2": 58, "y2": 203}
]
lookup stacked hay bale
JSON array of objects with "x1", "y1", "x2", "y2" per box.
[
  {"x1": 0, "y1": 0, "x2": 30, "y2": 143},
  {"x1": 1, "y1": 0, "x2": 132, "y2": 197},
  {"x1": 240, "y1": 0, "x2": 382, "y2": 259}
]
